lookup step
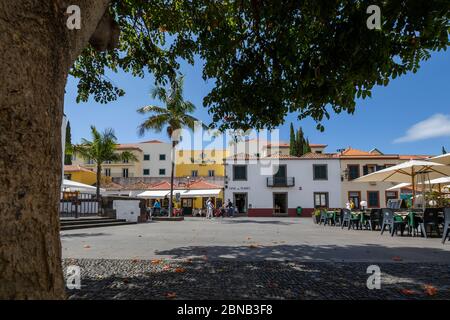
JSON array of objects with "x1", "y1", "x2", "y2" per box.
[
  {"x1": 60, "y1": 218, "x2": 122, "y2": 226},
  {"x1": 60, "y1": 221, "x2": 136, "y2": 231}
]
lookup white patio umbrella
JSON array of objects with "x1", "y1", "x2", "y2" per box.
[
  {"x1": 355, "y1": 160, "x2": 450, "y2": 205},
  {"x1": 386, "y1": 182, "x2": 412, "y2": 191},
  {"x1": 61, "y1": 179, "x2": 105, "y2": 194},
  {"x1": 429, "y1": 153, "x2": 450, "y2": 165},
  {"x1": 386, "y1": 176, "x2": 450, "y2": 190}
]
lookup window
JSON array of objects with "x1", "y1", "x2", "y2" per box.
[
  {"x1": 64, "y1": 174, "x2": 72, "y2": 180},
  {"x1": 313, "y1": 164, "x2": 328, "y2": 180},
  {"x1": 143, "y1": 169, "x2": 150, "y2": 176},
  {"x1": 314, "y1": 192, "x2": 329, "y2": 208},
  {"x1": 159, "y1": 154, "x2": 166, "y2": 161},
  {"x1": 385, "y1": 191, "x2": 398, "y2": 204},
  {"x1": 123, "y1": 158, "x2": 129, "y2": 164},
  {"x1": 144, "y1": 154, "x2": 150, "y2": 161},
  {"x1": 71, "y1": 154, "x2": 76, "y2": 161},
  {"x1": 87, "y1": 159, "x2": 94, "y2": 165},
  {"x1": 122, "y1": 168, "x2": 129, "y2": 178},
  {"x1": 104, "y1": 168, "x2": 111, "y2": 177},
  {"x1": 105, "y1": 160, "x2": 112, "y2": 164},
  {"x1": 191, "y1": 170, "x2": 198, "y2": 177},
  {"x1": 208, "y1": 170, "x2": 215, "y2": 177},
  {"x1": 363, "y1": 164, "x2": 377, "y2": 175},
  {"x1": 367, "y1": 191, "x2": 380, "y2": 208},
  {"x1": 233, "y1": 165, "x2": 247, "y2": 181},
  {"x1": 347, "y1": 165, "x2": 360, "y2": 180},
  {"x1": 159, "y1": 169, "x2": 166, "y2": 175}
]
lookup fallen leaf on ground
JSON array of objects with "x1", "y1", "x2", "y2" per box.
[
  {"x1": 165, "y1": 292, "x2": 177, "y2": 299},
  {"x1": 247, "y1": 237, "x2": 252, "y2": 240},
  {"x1": 162, "y1": 265, "x2": 171, "y2": 271},
  {"x1": 391, "y1": 256, "x2": 403, "y2": 262},
  {"x1": 83, "y1": 245, "x2": 91, "y2": 249},
  {"x1": 423, "y1": 285, "x2": 438, "y2": 296},
  {"x1": 175, "y1": 267, "x2": 186, "y2": 273},
  {"x1": 151, "y1": 259, "x2": 162, "y2": 265},
  {"x1": 400, "y1": 289, "x2": 417, "y2": 295},
  {"x1": 131, "y1": 258, "x2": 140, "y2": 263}
]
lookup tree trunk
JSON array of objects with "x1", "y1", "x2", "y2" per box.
[
  {"x1": 0, "y1": 0, "x2": 110, "y2": 299},
  {"x1": 168, "y1": 141, "x2": 176, "y2": 217},
  {"x1": 96, "y1": 163, "x2": 102, "y2": 202}
]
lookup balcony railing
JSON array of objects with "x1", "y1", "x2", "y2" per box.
[{"x1": 267, "y1": 177, "x2": 295, "y2": 187}]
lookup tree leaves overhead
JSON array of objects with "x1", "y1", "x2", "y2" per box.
[{"x1": 70, "y1": 0, "x2": 450, "y2": 131}]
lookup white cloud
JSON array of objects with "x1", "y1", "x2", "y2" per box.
[{"x1": 394, "y1": 114, "x2": 450, "y2": 143}]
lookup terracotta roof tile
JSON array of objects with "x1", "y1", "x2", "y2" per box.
[
  {"x1": 300, "y1": 152, "x2": 340, "y2": 159},
  {"x1": 101, "y1": 181, "x2": 123, "y2": 189},
  {"x1": 140, "y1": 140, "x2": 164, "y2": 144},
  {"x1": 64, "y1": 165, "x2": 96, "y2": 173},
  {"x1": 116, "y1": 144, "x2": 142, "y2": 151}
]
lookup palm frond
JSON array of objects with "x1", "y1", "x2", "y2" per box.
[
  {"x1": 151, "y1": 87, "x2": 168, "y2": 103},
  {"x1": 137, "y1": 105, "x2": 170, "y2": 115},
  {"x1": 137, "y1": 114, "x2": 171, "y2": 137}
]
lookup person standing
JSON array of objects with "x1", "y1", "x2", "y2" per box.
[
  {"x1": 153, "y1": 199, "x2": 161, "y2": 216},
  {"x1": 226, "y1": 199, "x2": 234, "y2": 217},
  {"x1": 206, "y1": 198, "x2": 214, "y2": 219}
]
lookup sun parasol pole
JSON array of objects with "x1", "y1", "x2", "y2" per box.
[{"x1": 411, "y1": 167, "x2": 416, "y2": 208}]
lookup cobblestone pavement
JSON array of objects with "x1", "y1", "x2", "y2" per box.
[{"x1": 63, "y1": 259, "x2": 450, "y2": 300}]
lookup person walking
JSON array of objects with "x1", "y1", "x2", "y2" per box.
[{"x1": 226, "y1": 199, "x2": 234, "y2": 217}]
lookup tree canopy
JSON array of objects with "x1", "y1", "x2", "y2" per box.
[{"x1": 71, "y1": 0, "x2": 450, "y2": 131}]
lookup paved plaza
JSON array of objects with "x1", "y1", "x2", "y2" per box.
[{"x1": 61, "y1": 217, "x2": 450, "y2": 299}]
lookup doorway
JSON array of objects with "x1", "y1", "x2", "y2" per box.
[
  {"x1": 348, "y1": 191, "x2": 361, "y2": 209},
  {"x1": 273, "y1": 193, "x2": 288, "y2": 214},
  {"x1": 233, "y1": 193, "x2": 248, "y2": 214}
]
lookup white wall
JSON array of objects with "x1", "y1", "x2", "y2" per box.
[
  {"x1": 225, "y1": 159, "x2": 341, "y2": 210},
  {"x1": 137, "y1": 142, "x2": 172, "y2": 177}
]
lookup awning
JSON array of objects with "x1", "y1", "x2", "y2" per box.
[
  {"x1": 181, "y1": 189, "x2": 222, "y2": 197},
  {"x1": 61, "y1": 179, "x2": 105, "y2": 194},
  {"x1": 137, "y1": 190, "x2": 170, "y2": 198}
]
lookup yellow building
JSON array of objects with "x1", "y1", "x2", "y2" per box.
[
  {"x1": 175, "y1": 149, "x2": 228, "y2": 178},
  {"x1": 72, "y1": 144, "x2": 144, "y2": 178},
  {"x1": 63, "y1": 165, "x2": 97, "y2": 185}
]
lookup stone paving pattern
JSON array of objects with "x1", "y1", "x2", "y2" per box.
[
  {"x1": 61, "y1": 217, "x2": 450, "y2": 300},
  {"x1": 63, "y1": 259, "x2": 450, "y2": 300}
]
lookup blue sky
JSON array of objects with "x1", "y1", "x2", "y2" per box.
[{"x1": 64, "y1": 49, "x2": 450, "y2": 155}]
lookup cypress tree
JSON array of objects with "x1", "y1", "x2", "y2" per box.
[
  {"x1": 64, "y1": 121, "x2": 72, "y2": 165},
  {"x1": 443, "y1": 146, "x2": 448, "y2": 154},
  {"x1": 296, "y1": 127, "x2": 304, "y2": 156},
  {"x1": 289, "y1": 123, "x2": 296, "y2": 156},
  {"x1": 304, "y1": 137, "x2": 311, "y2": 154}
]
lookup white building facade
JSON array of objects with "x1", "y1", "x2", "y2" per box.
[
  {"x1": 137, "y1": 140, "x2": 172, "y2": 178},
  {"x1": 224, "y1": 154, "x2": 341, "y2": 217}
]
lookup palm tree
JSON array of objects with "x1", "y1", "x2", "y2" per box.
[
  {"x1": 137, "y1": 76, "x2": 206, "y2": 217},
  {"x1": 74, "y1": 126, "x2": 137, "y2": 200}
]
